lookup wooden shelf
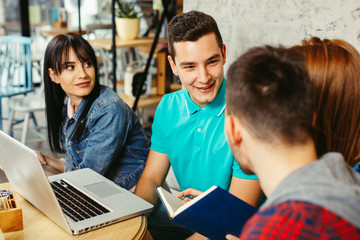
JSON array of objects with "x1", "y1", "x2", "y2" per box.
[
  {"x1": 118, "y1": 83, "x2": 181, "y2": 110},
  {"x1": 170, "y1": 83, "x2": 182, "y2": 92},
  {"x1": 119, "y1": 87, "x2": 163, "y2": 109},
  {"x1": 40, "y1": 28, "x2": 86, "y2": 37},
  {"x1": 89, "y1": 37, "x2": 168, "y2": 51},
  {"x1": 89, "y1": 36, "x2": 173, "y2": 111}
]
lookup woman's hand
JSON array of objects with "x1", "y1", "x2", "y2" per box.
[
  {"x1": 34, "y1": 150, "x2": 47, "y2": 165},
  {"x1": 34, "y1": 151, "x2": 66, "y2": 175},
  {"x1": 177, "y1": 188, "x2": 203, "y2": 204}
]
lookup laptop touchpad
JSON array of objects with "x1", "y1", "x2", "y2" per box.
[{"x1": 84, "y1": 181, "x2": 122, "y2": 198}]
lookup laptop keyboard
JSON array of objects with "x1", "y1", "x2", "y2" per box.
[{"x1": 51, "y1": 180, "x2": 110, "y2": 222}]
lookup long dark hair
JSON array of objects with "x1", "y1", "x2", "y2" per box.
[{"x1": 43, "y1": 33, "x2": 101, "y2": 153}]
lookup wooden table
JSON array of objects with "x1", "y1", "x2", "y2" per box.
[{"x1": 1, "y1": 182, "x2": 147, "y2": 240}]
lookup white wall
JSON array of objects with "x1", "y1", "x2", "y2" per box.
[
  {"x1": 65, "y1": 0, "x2": 99, "y2": 30},
  {"x1": 184, "y1": 0, "x2": 360, "y2": 72}
]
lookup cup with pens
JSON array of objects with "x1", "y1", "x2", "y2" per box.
[{"x1": 0, "y1": 190, "x2": 14, "y2": 210}]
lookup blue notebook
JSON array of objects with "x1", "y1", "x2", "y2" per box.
[{"x1": 156, "y1": 186, "x2": 257, "y2": 240}]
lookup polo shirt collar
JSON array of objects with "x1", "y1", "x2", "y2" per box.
[{"x1": 185, "y1": 77, "x2": 226, "y2": 117}]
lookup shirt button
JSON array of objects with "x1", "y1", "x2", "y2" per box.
[{"x1": 197, "y1": 128, "x2": 201, "y2": 132}]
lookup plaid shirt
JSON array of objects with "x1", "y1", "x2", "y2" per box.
[{"x1": 240, "y1": 200, "x2": 360, "y2": 240}]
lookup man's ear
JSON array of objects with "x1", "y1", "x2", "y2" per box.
[
  {"x1": 167, "y1": 55, "x2": 179, "y2": 76},
  {"x1": 222, "y1": 44, "x2": 226, "y2": 65},
  {"x1": 225, "y1": 114, "x2": 242, "y2": 147},
  {"x1": 48, "y1": 68, "x2": 60, "y2": 84}
]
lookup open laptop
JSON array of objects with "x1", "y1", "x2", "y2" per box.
[{"x1": 0, "y1": 130, "x2": 153, "y2": 235}]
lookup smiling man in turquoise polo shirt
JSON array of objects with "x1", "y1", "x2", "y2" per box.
[
  {"x1": 134, "y1": 11, "x2": 262, "y2": 240},
  {"x1": 151, "y1": 76, "x2": 253, "y2": 192}
]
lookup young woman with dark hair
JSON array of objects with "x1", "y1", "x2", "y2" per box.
[{"x1": 37, "y1": 33, "x2": 149, "y2": 191}]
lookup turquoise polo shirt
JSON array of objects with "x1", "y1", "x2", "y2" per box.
[{"x1": 151, "y1": 78, "x2": 258, "y2": 192}]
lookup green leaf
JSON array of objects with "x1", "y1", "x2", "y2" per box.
[{"x1": 116, "y1": 1, "x2": 141, "y2": 18}]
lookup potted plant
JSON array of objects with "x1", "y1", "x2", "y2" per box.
[{"x1": 115, "y1": 1, "x2": 141, "y2": 40}]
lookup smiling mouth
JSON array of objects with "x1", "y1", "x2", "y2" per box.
[
  {"x1": 76, "y1": 82, "x2": 90, "y2": 87},
  {"x1": 195, "y1": 82, "x2": 215, "y2": 92}
]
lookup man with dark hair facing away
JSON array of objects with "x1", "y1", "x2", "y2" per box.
[
  {"x1": 180, "y1": 45, "x2": 360, "y2": 239},
  {"x1": 223, "y1": 46, "x2": 360, "y2": 239}
]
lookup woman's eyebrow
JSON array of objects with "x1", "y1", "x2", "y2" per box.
[
  {"x1": 62, "y1": 61, "x2": 75, "y2": 65},
  {"x1": 61, "y1": 57, "x2": 92, "y2": 66},
  {"x1": 61, "y1": 61, "x2": 75, "y2": 68}
]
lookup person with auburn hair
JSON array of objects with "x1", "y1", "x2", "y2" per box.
[
  {"x1": 291, "y1": 37, "x2": 360, "y2": 170},
  {"x1": 35, "y1": 33, "x2": 149, "y2": 191}
]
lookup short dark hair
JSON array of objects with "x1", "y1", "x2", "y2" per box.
[
  {"x1": 43, "y1": 33, "x2": 101, "y2": 152},
  {"x1": 226, "y1": 46, "x2": 314, "y2": 145},
  {"x1": 167, "y1": 10, "x2": 223, "y2": 60}
]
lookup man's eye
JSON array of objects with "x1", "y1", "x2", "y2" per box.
[
  {"x1": 185, "y1": 65, "x2": 194, "y2": 70},
  {"x1": 208, "y1": 59, "x2": 219, "y2": 65}
]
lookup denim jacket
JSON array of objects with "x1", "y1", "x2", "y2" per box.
[{"x1": 60, "y1": 86, "x2": 149, "y2": 190}]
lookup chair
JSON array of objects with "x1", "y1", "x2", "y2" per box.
[
  {"x1": 0, "y1": 36, "x2": 33, "y2": 130},
  {"x1": 7, "y1": 81, "x2": 46, "y2": 144}
]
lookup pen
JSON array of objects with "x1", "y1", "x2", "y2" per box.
[{"x1": 181, "y1": 195, "x2": 195, "y2": 200}]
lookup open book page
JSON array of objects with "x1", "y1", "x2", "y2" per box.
[
  {"x1": 156, "y1": 187, "x2": 183, "y2": 217},
  {"x1": 174, "y1": 186, "x2": 217, "y2": 216}
]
